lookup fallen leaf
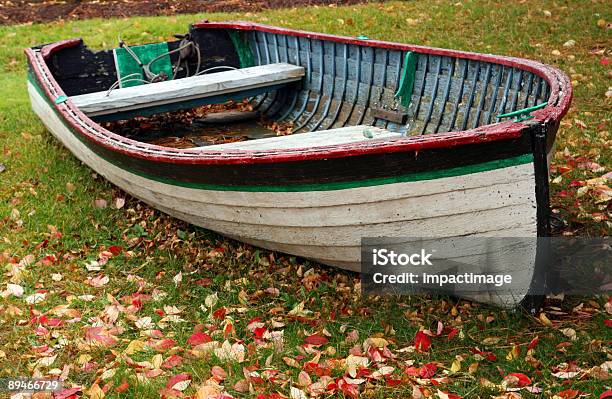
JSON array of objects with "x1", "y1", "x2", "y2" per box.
[
  {"x1": 414, "y1": 331, "x2": 431, "y2": 352},
  {"x1": 6, "y1": 283, "x2": 24, "y2": 297},
  {"x1": 166, "y1": 373, "x2": 191, "y2": 391},
  {"x1": 188, "y1": 332, "x2": 212, "y2": 346},
  {"x1": 290, "y1": 386, "x2": 308, "y2": 399},
  {"x1": 196, "y1": 383, "x2": 221, "y2": 399},
  {"x1": 173, "y1": 272, "x2": 182, "y2": 286},
  {"x1": 114, "y1": 197, "x2": 126, "y2": 209},
  {"x1": 94, "y1": 199, "x2": 108, "y2": 209},
  {"x1": 556, "y1": 389, "x2": 581, "y2": 399},
  {"x1": 560, "y1": 328, "x2": 577, "y2": 341},
  {"x1": 87, "y1": 274, "x2": 109, "y2": 287},
  {"x1": 211, "y1": 366, "x2": 227, "y2": 381},
  {"x1": 551, "y1": 371, "x2": 580, "y2": 379},
  {"x1": 419, "y1": 363, "x2": 437, "y2": 378},
  {"x1": 135, "y1": 316, "x2": 154, "y2": 330},
  {"x1": 304, "y1": 333, "x2": 328, "y2": 346}
]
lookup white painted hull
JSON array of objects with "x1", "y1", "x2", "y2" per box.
[{"x1": 29, "y1": 82, "x2": 538, "y2": 306}]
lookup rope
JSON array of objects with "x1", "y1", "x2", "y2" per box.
[
  {"x1": 105, "y1": 74, "x2": 150, "y2": 96},
  {"x1": 195, "y1": 66, "x2": 237, "y2": 75},
  {"x1": 106, "y1": 36, "x2": 237, "y2": 96}
]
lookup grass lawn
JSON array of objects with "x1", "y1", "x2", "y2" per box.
[{"x1": 0, "y1": 1, "x2": 610, "y2": 398}]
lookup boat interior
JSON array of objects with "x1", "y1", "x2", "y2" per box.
[{"x1": 40, "y1": 24, "x2": 552, "y2": 150}]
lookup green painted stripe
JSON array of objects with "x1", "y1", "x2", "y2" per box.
[
  {"x1": 129, "y1": 154, "x2": 534, "y2": 192},
  {"x1": 28, "y1": 74, "x2": 533, "y2": 193}
]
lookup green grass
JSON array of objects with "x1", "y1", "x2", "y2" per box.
[{"x1": 0, "y1": 1, "x2": 610, "y2": 398}]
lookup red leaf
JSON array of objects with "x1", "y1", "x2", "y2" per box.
[
  {"x1": 85, "y1": 326, "x2": 117, "y2": 347},
  {"x1": 162, "y1": 355, "x2": 183, "y2": 369},
  {"x1": 35, "y1": 239, "x2": 49, "y2": 250},
  {"x1": 165, "y1": 373, "x2": 190, "y2": 390},
  {"x1": 211, "y1": 366, "x2": 227, "y2": 381},
  {"x1": 195, "y1": 278, "x2": 213, "y2": 287},
  {"x1": 604, "y1": 319, "x2": 612, "y2": 327},
  {"x1": 601, "y1": 390, "x2": 612, "y2": 399},
  {"x1": 470, "y1": 347, "x2": 497, "y2": 361},
  {"x1": 557, "y1": 389, "x2": 581, "y2": 399},
  {"x1": 447, "y1": 327, "x2": 459, "y2": 340},
  {"x1": 304, "y1": 334, "x2": 329, "y2": 346},
  {"x1": 41, "y1": 255, "x2": 56, "y2": 266},
  {"x1": 527, "y1": 336, "x2": 540, "y2": 350},
  {"x1": 108, "y1": 245, "x2": 123, "y2": 256},
  {"x1": 115, "y1": 381, "x2": 129, "y2": 393},
  {"x1": 601, "y1": 57, "x2": 609, "y2": 66},
  {"x1": 414, "y1": 331, "x2": 431, "y2": 352},
  {"x1": 419, "y1": 363, "x2": 437, "y2": 378},
  {"x1": 507, "y1": 373, "x2": 531, "y2": 387},
  {"x1": 385, "y1": 376, "x2": 402, "y2": 386},
  {"x1": 151, "y1": 338, "x2": 176, "y2": 351},
  {"x1": 54, "y1": 387, "x2": 82, "y2": 399},
  {"x1": 337, "y1": 378, "x2": 359, "y2": 399},
  {"x1": 187, "y1": 332, "x2": 212, "y2": 346},
  {"x1": 224, "y1": 322, "x2": 233, "y2": 336},
  {"x1": 253, "y1": 326, "x2": 267, "y2": 339},
  {"x1": 213, "y1": 307, "x2": 226, "y2": 320}
]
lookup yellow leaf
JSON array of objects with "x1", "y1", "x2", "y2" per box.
[
  {"x1": 482, "y1": 337, "x2": 501, "y2": 345},
  {"x1": 196, "y1": 383, "x2": 222, "y2": 399},
  {"x1": 560, "y1": 328, "x2": 577, "y2": 341},
  {"x1": 363, "y1": 337, "x2": 389, "y2": 350},
  {"x1": 450, "y1": 359, "x2": 461, "y2": 373},
  {"x1": 152, "y1": 354, "x2": 163, "y2": 369},
  {"x1": 124, "y1": 339, "x2": 146, "y2": 355},
  {"x1": 468, "y1": 363, "x2": 479, "y2": 374},
  {"x1": 538, "y1": 313, "x2": 553, "y2": 327},
  {"x1": 506, "y1": 345, "x2": 521, "y2": 360},
  {"x1": 88, "y1": 383, "x2": 105, "y2": 399},
  {"x1": 283, "y1": 356, "x2": 300, "y2": 368}
]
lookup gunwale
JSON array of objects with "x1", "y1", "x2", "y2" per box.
[{"x1": 25, "y1": 21, "x2": 572, "y2": 166}]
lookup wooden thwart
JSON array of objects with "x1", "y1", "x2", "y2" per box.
[
  {"x1": 70, "y1": 63, "x2": 305, "y2": 117},
  {"x1": 206, "y1": 125, "x2": 403, "y2": 151}
]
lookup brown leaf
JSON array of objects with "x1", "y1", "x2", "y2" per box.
[
  {"x1": 233, "y1": 379, "x2": 250, "y2": 392},
  {"x1": 94, "y1": 198, "x2": 108, "y2": 209}
]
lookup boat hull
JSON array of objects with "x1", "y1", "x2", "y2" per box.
[
  {"x1": 26, "y1": 21, "x2": 573, "y2": 308},
  {"x1": 29, "y1": 80, "x2": 540, "y2": 305}
]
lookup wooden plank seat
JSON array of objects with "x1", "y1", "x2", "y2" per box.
[
  {"x1": 205, "y1": 125, "x2": 404, "y2": 150},
  {"x1": 70, "y1": 63, "x2": 305, "y2": 119}
]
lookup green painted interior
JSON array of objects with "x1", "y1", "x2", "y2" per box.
[
  {"x1": 227, "y1": 31, "x2": 255, "y2": 68},
  {"x1": 114, "y1": 42, "x2": 173, "y2": 88},
  {"x1": 395, "y1": 51, "x2": 418, "y2": 108}
]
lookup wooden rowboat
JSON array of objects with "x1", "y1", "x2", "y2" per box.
[{"x1": 26, "y1": 21, "x2": 572, "y2": 308}]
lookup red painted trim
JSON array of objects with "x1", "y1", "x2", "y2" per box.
[
  {"x1": 40, "y1": 38, "x2": 82, "y2": 60},
  {"x1": 25, "y1": 22, "x2": 572, "y2": 166}
]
